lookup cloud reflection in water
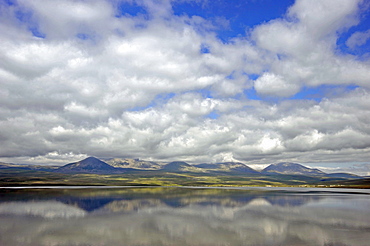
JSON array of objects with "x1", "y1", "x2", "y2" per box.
[{"x1": 0, "y1": 187, "x2": 369, "y2": 246}]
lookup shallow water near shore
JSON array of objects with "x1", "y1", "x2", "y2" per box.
[{"x1": 0, "y1": 186, "x2": 369, "y2": 246}]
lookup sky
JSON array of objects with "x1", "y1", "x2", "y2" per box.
[{"x1": 1, "y1": 0, "x2": 370, "y2": 175}]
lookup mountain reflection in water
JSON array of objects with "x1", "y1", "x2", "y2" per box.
[{"x1": 0, "y1": 187, "x2": 369, "y2": 246}]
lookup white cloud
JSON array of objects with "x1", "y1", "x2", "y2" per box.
[
  {"x1": 252, "y1": 0, "x2": 370, "y2": 96},
  {"x1": 258, "y1": 134, "x2": 284, "y2": 153},
  {"x1": 18, "y1": 0, "x2": 115, "y2": 39},
  {"x1": 0, "y1": 0, "x2": 369, "y2": 168},
  {"x1": 284, "y1": 130, "x2": 324, "y2": 151},
  {"x1": 254, "y1": 73, "x2": 300, "y2": 97},
  {"x1": 287, "y1": 0, "x2": 360, "y2": 40},
  {"x1": 346, "y1": 29, "x2": 370, "y2": 49}
]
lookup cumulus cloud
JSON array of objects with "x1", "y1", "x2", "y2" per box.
[
  {"x1": 0, "y1": 0, "x2": 369, "y2": 169},
  {"x1": 254, "y1": 73, "x2": 300, "y2": 97},
  {"x1": 346, "y1": 29, "x2": 370, "y2": 49},
  {"x1": 252, "y1": 0, "x2": 370, "y2": 95}
]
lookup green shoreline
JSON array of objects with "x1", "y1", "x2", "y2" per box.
[{"x1": 1, "y1": 169, "x2": 369, "y2": 188}]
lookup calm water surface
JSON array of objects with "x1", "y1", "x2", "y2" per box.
[{"x1": 0, "y1": 186, "x2": 369, "y2": 246}]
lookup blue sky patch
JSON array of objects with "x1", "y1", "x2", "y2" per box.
[
  {"x1": 198, "y1": 88, "x2": 213, "y2": 99},
  {"x1": 15, "y1": 9, "x2": 32, "y2": 23},
  {"x1": 3, "y1": 0, "x2": 16, "y2": 6},
  {"x1": 248, "y1": 74, "x2": 260, "y2": 81},
  {"x1": 29, "y1": 26, "x2": 45, "y2": 38},
  {"x1": 173, "y1": 0, "x2": 295, "y2": 42},
  {"x1": 244, "y1": 87, "x2": 262, "y2": 101},
  {"x1": 129, "y1": 92, "x2": 177, "y2": 112},
  {"x1": 115, "y1": 2, "x2": 148, "y2": 18},
  {"x1": 200, "y1": 43, "x2": 211, "y2": 54},
  {"x1": 289, "y1": 84, "x2": 359, "y2": 101},
  {"x1": 336, "y1": 4, "x2": 370, "y2": 57},
  {"x1": 14, "y1": 9, "x2": 45, "y2": 38},
  {"x1": 76, "y1": 33, "x2": 89, "y2": 40},
  {"x1": 206, "y1": 111, "x2": 219, "y2": 119}
]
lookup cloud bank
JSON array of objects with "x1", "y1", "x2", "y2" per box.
[{"x1": 0, "y1": 0, "x2": 370, "y2": 172}]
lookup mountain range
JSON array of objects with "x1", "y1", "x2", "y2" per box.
[
  {"x1": 49, "y1": 157, "x2": 363, "y2": 179},
  {"x1": 1, "y1": 156, "x2": 367, "y2": 188}
]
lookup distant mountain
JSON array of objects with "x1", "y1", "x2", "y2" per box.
[
  {"x1": 160, "y1": 161, "x2": 260, "y2": 174},
  {"x1": 195, "y1": 163, "x2": 219, "y2": 169},
  {"x1": 195, "y1": 162, "x2": 259, "y2": 174},
  {"x1": 1, "y1": 156, "x2": 368, "y2": 187},
  {"x1": 219, "y1": 162, "x2": 260, "y2": 173},
  {"x1": 262, "y1": 162, "x2": 326, "y2": 176},
  {"x1": 0, "y1": 162, "x2": 31, "y2": 170},
  {"x1": 0, "y1": 162, "x2": 58, "y2": 171},
  {"x1": 161, "y1": 161, "x2": 192, "y2": 172},
  {"x1": 57, "y1": 157, "x2": 120, "y2": 174},
  {"x1": 324, "y1": 173, "x2": 362, "y2": 179},
  {"x1": 105, "y1": 158, "x2": 162, "y2": 170},
  {"x1": 2, "y1": 155, "x2": 365, "y2": 184},
  {"x1": 333, "y1": 177, "x2": 370, "y2": 187},
  {"x1": 0, "y1": 161, "x2": 12, "y2": 166}
]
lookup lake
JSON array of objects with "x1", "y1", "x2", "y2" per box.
[{"x1": 0, "y1": 186, "x2": 369, "y2": 246}]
